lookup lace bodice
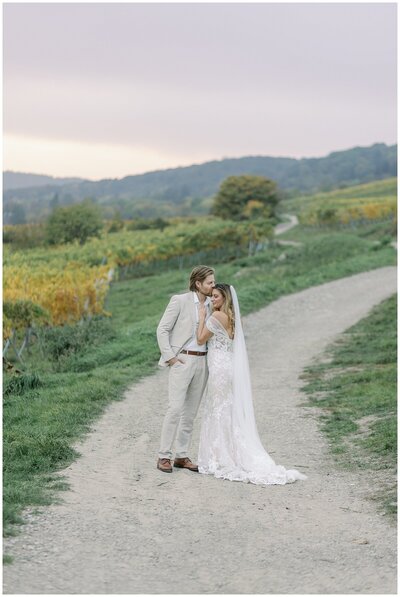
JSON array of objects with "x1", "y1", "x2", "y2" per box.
[{"x1": 206, "y1": 316, "x2": 233, "y2": 353}]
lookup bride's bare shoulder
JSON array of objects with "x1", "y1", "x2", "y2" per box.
[{"x1": 211, "y1": 311, "x2": 229, "y2": 326}]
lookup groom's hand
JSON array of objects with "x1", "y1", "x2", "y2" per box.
[{"x1": 167, "y1": 357, "x2": 183, "y2": 366}]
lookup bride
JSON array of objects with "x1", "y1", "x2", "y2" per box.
[{"x1": 196, "y1": 283, "x2": 307, "y2": 485}]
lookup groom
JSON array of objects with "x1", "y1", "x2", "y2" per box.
[{"x1": 156, "y1": 265, "x2": 215, "y2": 473}]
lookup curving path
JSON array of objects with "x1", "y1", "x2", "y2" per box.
[
  {"x1": 3, "y1": 266, "x2": 397, "y2": 594},
  {"x1": 274, "y1": 213, "x2": 299, "y2": 236}
]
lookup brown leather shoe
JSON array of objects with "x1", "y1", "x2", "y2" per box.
[
  {"x1": 157, "y1": 458, "x2": 173, "y2": 473},
  {"x1": 173, "y1": 457, "x2": 199, "y2": 472}
]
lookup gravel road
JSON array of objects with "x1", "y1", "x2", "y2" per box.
[{"x1": 3, "y1": 266, "x2": 397, "y2": 594}]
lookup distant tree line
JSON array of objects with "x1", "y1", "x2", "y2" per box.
[
  {"x1": 3, "y1": 143, "x2": 397, "y2": 225},
  {"x1": 3, "y1": 203, "x2": 174, "y2": 249},
  {"x1": 4, "y1": 173, "x2": 280, "y2": 248}
]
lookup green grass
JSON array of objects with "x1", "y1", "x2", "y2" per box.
[
  {"x1": 278, "y1": 217, "x2": 396, "y2": 244},
  {"x1": 300, "y1": 295, "x2": 397, "y2": 518},
  {"x1": 281, "y1": 177, "x2": 397, "y2": 214},
  {"x1": 3, "y1": 223, "x2": 397, "y2": 535}
]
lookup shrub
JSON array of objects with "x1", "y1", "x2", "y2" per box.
[
  {"x1": 3, "y1": 372, "x2": 43, "y2": 397},
  {"x1": 46, "y1": 199, "x2": 103, "y2": 245},
  {"x1": 41, "y1": 316, "x2": 117, "y2": 362}
]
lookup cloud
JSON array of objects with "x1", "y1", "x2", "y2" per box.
[{"x1": 3, "y1": 2, "x2": 397, "y2": 178}]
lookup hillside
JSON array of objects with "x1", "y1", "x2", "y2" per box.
[
  {"x1": 3, "y1": 172, "x2": 86, "y2": 190},
  {"x1": 281, "y1": 177, "x2": 397, "y2": 212},
  {"x1": 3, "y1": 143, "x2": 397, "y2": 224}
]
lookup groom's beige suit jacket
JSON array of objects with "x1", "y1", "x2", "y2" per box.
[{"x1": 157, "y1": 291, "x2": 199, "y2": 368}]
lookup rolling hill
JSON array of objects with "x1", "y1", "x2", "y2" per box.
[{"x1": 3, "y1": 142, "x2": 397, "y2": 224}]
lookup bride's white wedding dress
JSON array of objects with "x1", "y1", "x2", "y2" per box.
[{"x1": 198, "y1": 287, "x2": 306, "y2": 485}]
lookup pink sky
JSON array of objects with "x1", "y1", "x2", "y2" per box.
[{"x1": 3, "y1": 2, "x2": 397, "y2": 180}]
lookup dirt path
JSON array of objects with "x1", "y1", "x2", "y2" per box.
[
  {"x1": 274, "y1": 213, "x2": 299, "y2": 235},
  {"x1": 3, "y1": 266, "x2": 397, "y2": 594}
]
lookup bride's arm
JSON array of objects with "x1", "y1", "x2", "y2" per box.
[{"x1": 197, "y1": 304, "x2": 213, "y2": 345}]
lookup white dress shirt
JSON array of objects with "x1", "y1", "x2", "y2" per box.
[{"x1": 185, "y1": 292, "x2": 211, "y2": 352}]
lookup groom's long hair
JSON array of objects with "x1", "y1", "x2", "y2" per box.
[
  {"x1": 213, "y1": 283, "x2": 235, "y2": 337},
  {"x1": 189, "y1": 265, "x2": 215, "y2": 291}
]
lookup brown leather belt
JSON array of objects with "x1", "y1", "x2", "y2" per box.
[{"x1": 180, "y1": 350, "x2": 207, "y2": 356}]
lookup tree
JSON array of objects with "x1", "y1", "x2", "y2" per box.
[
  {"x1": 242, "y1": 200, "x2": 270, "y2": 220},
  {"x1": 8, "y1": 202, "x2": 27, "y2": 225},
  {"x1": 107, "y1": 209, "x2": 125, "y2": 233},
  {"x1": 316, "y1": 207, "x2": 338, "y2": 225},
  {"x1": 152, "y1": 217, "x2": 170, "y2": 231},
  {"x1": 46, "y1": 199, "x2": 103, "y2": 245},
  {"x1": 211, "y1": 175, "x2": 281, "y2": 220},
  {"x1": 50, "y1": 193, "x2": 60, "y2": 210}
]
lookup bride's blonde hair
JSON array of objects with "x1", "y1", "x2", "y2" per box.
[{"x1": 213, "y1": 283, "x2": 235, "y2": 337}]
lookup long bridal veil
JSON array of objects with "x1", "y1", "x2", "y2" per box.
[{"x1": 230, "y1": 286, "x2": 307, "y2": 484}]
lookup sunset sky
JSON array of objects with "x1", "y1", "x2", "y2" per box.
[{"x1": 3, "y1": 2, "x2": 397, "y2": 181}]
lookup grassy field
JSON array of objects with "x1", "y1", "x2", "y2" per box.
[
  {"x1": 280, "y1": 217, "x2": 396, "y2": 244},
  {"x1": 3, "y1": 217, "x2": 397, "y2": 539},
  {"x1": 281, "y1": 177, "x2": 397, "y2": 214},
  {"x1": 300, "y1": 294, "x2": 397, "y2": 518},
  {"x1": 280, "y1": 178, "x2": 397, "y2": 230}
]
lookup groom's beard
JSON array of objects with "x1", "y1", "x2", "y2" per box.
[{"x1": 198, "y1": 287, "x2": 213, "y2": 298}]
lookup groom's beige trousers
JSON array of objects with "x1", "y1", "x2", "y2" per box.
[{"x1": 158, "y1": 353, "x2": 208, "y2": 460}]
